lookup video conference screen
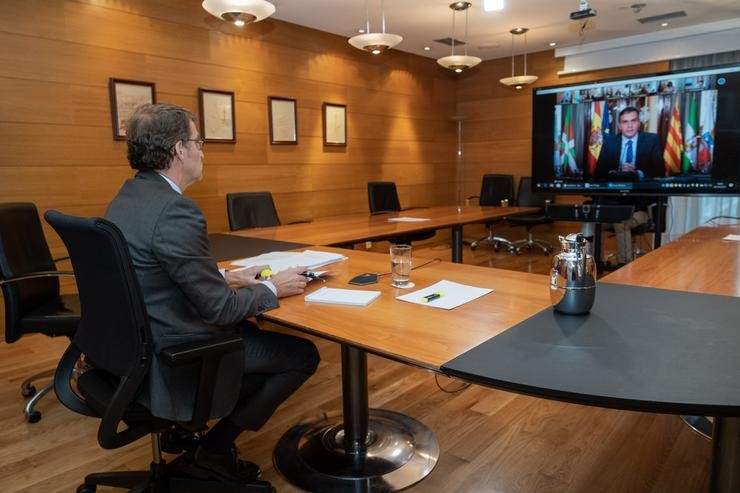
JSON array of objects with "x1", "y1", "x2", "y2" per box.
[{"x1": 531, "y1": 64, "x2": 740, "y2": 195}]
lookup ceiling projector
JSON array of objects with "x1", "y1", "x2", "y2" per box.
[{"x1": 570, "y1": 0, "x2": 596, "y2": 20}]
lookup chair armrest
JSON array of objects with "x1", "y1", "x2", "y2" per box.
[
  {"x1": 160, "y1": 333, "x2": 245, "y2": 427},
  {"x1": 160, "y1": 334, "x2": 243, "y2": 367},
  {"x1": 0, "y1": 270, "x2": 74, "y2": 285}
]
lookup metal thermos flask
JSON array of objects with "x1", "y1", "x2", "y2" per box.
[{"x1": 550, "y1": 233, "x2": 596, "y2": 314}]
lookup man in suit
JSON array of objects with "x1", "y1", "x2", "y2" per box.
[
  {"x1": 106, "y1": 104, "x2": 319, "y2": 483},
  {"x1": 594, "y1": 106, "x2": 664, "y2": 180}
]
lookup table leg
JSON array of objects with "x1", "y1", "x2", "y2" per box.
[
  {"x1": 710, "y1": 416, "x2": 740, "y2": 492},
  {"x1": 274, "y1": 345, "x2": 439, "y2": 492},
  {"x1": 451, "y1": 225, "x2": 463, "y2": 263}
]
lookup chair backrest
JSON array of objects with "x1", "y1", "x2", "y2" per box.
[
  {"x1": 368, "y1": 181, "x2": 402, "y2": 213},
  {"x1": 0, "y1": 203, "x2": 59, "y2": 343},
  {"x1": 479, "y1": 174, "x2": 514, "y2": 206},
  {"x1": 226, "y1": 192, "x2": 281, "y2": 231},
  {"x1": 516, "y1": 176, "x2": 555, "y2": 209}
]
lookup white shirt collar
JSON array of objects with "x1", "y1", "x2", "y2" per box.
[{"x1": 157, "y1": 172, "x2": 182, "y2": 194}]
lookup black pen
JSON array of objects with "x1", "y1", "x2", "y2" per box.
[{"x1": 301, "y1": 271, "x2": 323, "y2": 281}]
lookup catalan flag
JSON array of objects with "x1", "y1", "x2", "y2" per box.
[{"x1": 663, "y1": 98, "x2": 683, "y2": 175}]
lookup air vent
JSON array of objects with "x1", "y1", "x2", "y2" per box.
[
  {"x1": 433, "y1": 37, "x2": 466, "y2": 46},
  {"x1": 637, "y1": 11, "x2": 687, "y2": 24}
]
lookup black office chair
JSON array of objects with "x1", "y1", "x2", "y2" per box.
[
  {"x1": 467, "y1": 174, "x2": 517, "y2": 253},
  {"x1": 226, "y1": 192, "x2": 281, "y2": 231},
  {"x1": 367, "y1": 181, "x2": 435, "y2": 244},
  {"x1": 44, "y1": 210, "x2": 274, "y2": 493},
  {"x1": 0, "y1": 202, "x2": 79, "y2": 423},
  {"x1": 508, "y1": 177, "x2": 555, "y2": 255}
]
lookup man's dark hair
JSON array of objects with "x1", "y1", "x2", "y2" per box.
[
  {"x1": 126, "y1": 104, "x2": 195, "y2": 171},
  {"x1": 618, "y1": 106, "x2": 639, "y2": 121}
]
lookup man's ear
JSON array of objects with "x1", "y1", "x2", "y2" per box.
[{"x1": 173, "y1": 140, "x2": 185, "y2": 161}]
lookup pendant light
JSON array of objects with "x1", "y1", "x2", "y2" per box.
[
  {"x1": 348, "y1": 0, "x2": 403, "y2": 55},
  {"x1": 437, "y1": 2, "x2": 482, "y2": 73},
  {"x1": 499, "y1": 27, "x2": 539, "y2": 88},
  {"x1": 202, "y1": 0, "x2": 276, "y2": 27}
]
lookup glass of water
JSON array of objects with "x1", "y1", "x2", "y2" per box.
[{"x1": 390, "y1": 244, "x2": 412, "y2": 288}]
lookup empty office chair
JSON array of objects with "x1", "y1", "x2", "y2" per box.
[
  {"x1": 0, "y1": 202, "x2": 79, "y2": 423},
  {"x1": 45, "y1": 210, "x2": 274, "y2": 493},
  {"x1": 226, "y1": 192, "x2": 281, "y2": 231},
  {"x1": 468, "y1": 174, "x2": 517, "y2": 253},
  {"x1": 367, "y1": 181, "x2": 435, "y2": 244},
  {"x1": 508, "y1": 177, "x2": 555, "y2": 255}
]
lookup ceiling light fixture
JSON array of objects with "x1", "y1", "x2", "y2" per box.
[
  {"x1": 499, "y1": 27, "x2": 538, "y2": 87},
  {"x1": 202, "y1": 0, "x2": 275, "y2": 27},
  {"x1": 348, "y1": 0, "x2": 402, "y2": 55},
  {"x1": 437, "y1": 2, "x2": 482, "y2": 73},
  {"x1": 549, "y1": 41, "x2": 557, "y2": 47}
]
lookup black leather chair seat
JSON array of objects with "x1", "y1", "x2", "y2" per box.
[{"x1": 20, "y1": 294, "x2": 80, "y2": 335}]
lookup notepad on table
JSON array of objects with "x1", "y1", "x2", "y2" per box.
[
  {"x1": 723, "y1": 234, "x2": 740, "y2": 241},
  {"x1": 387, "y1": 217, "x2": 431, "y2": 223},
  {"x1": 305, "y1": 287, "x2": 381, "y2": 307},
  {"x1": 396, "y1": 280, "x2": 492, "y2": 310},
  {"x1": 231, "y1": 250, "x2": 347, "y2": 273}
]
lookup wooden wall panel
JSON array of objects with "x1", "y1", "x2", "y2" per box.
[{"x1": 0, "y1": 0, "x2": 457, "y2": 259}]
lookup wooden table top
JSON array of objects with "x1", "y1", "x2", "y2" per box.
[
  {"x1": 229, "y1": 247, "x2": 552, "y2": 371},
  {"x1": 229, "y1": 205, "x2": 537, "y2": 246},
  {"x1": 603, "y1": 224, "x2": 740, "y2": 297}
]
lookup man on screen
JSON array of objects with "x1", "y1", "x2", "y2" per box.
[{"x1": 594, "y1": 106, "x2": 664, "y2": 180}]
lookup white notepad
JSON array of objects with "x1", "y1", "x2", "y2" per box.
[
  {"x1": 305, "y1": 287, "x2": 381, "y2": 307},
  {"x1": 387, "y1": 217, "x2": 431, "y2": 222},
  {"x1": 396, "y1": 280, "x2": 492, "y2": 310}
]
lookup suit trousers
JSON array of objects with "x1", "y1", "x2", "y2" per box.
[
  {"x1": 613, "y1": 210, "x2": 649, "y2": 264},
  {"x1": 228, "y1": 321, "x2": 320, "y2": 431}
]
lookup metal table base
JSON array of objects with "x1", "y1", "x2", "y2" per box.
[{"x1": 274, "y1": 345, "x2": 439, "y2": 492}]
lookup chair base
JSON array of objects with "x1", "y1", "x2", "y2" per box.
[
  {"x1": 470, "y1": 226, "x2": 518, "y2": 254},
  {"x1": 21, "y1": 368, "x2": 56, "y2": 423},
  {"x1": 77, "y1": 457, "x2": 275, "y2": 493},
  {"x1": 511, "y1": 231, "x2": 554, "y2": 256}
]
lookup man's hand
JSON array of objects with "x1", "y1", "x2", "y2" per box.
[
  {"x1": 619, "y1": 163, "x2": 637, "y2": 174},
  {"x1": 225, "y1": 265, "x2": 269, "y2": 287},
  {"x1": 271, "y1": 266, "x2": 308, "y2": 298}
]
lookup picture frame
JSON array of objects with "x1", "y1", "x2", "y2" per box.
[
  {"x1": 199, "y1": 88, "x2": 236, "y2": 143},
  {"x1": 109, "y1": 78, "x2": 156, "y2": 140},
  {"x1": 268, "y1": 96, "x2": 298, "y2": 145},
  {"x1": 322, "y1": 102, "x2": 347, "y2": 146}
]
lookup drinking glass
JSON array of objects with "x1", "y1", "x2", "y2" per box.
[{"x1": 390, "y1": 244, "x2": 413, "y2": 288}]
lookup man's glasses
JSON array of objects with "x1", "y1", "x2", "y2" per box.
[{"x1": 187, "y1": 138, "x2": 205, "y2": 150}]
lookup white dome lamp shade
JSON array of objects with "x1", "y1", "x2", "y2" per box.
[
  {"x1": 437, "y1": 2, "x2": 481, "y2": 73},
  {"x1": 348, "y1": 0, "x2": 403, "y2": 55},
  {"x1": 499, "y1": 27, "x2": 539, "y2": 88},
  {"x1": 202, "y1": 0, "x2": 276, "y2": 27}
]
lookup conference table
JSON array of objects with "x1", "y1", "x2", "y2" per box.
[
  {"x1": 229, "y1": 205, "x2": 537, "y2": 263},
  {"x1": 222, "y1": 223, "x2": 740, "y2": 492}
]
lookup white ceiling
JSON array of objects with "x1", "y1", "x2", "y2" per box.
[{"x1": 269, "y1": 0, "x2": 740, "y2": 60}]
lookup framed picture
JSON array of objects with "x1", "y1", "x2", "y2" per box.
[
  {"x1": 268, "y1": 96, "x2": 298, "y2": 145},
  {"x1": 199, "y1": 89, "x2": 236, "y2": 143},
  {"x1": 322, "y1": 102, "x2": 347, "y2": 146},
  {"x1": 109, "y1": 78, "x2": 156, "y2": 140}
]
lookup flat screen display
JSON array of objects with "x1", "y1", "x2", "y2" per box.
[{"x1": 531, "y1": 64, "x2": 740, "y2": 195}]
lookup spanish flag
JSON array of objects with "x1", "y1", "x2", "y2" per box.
[
  {"x1": 586, "y1": 101, "x2": 606, "y2": 177},
  {"x1": 663, "y1": 99, "x2": 683, "y2": 175}
]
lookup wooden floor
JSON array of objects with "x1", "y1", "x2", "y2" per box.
[{"x1": 0, "y1": 224, "x2": 712, "y2": 492}]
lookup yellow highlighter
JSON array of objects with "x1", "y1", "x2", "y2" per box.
[
  {"x1": 420, "y1": 291, "x2": 444, "y2": 303},
  {"x1": 257, "y1": 268, "x2": 273, "y2": 280}
]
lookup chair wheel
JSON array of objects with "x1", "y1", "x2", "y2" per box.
[
  {"x1": 21, "y1": 385, "x2": 36, "y2": 397},
  {"x1": 77, "y1": 484, "x2": 96, "y2": 493},
  {"x1": 26, "y1": 411, "x2": 41, "y2": 423}
]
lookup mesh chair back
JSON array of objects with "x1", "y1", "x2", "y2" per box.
[
  {"x1": 226, "y1": 192, "x2": 281, "y2": 231},
  {"x1": 368, "y1": 182, "x2": 402, "y2": 213},
  {"x1": 516, "y1": 177, "x2": 554, "y2": 209},
  {"x1": 44, "y1": 211, "x2": 149, "y2": 378},
  {"x1": 0, "y1": 203, "x2": 59, "y2": 343},
  {"x1": 479, "y1": 174, "x2": 514, "y2": 206}
]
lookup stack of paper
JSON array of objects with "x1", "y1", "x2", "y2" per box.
[
  {"x1": 231, "y1": 250, "x2": 347, "y2": 273},
  {"x1": 396, "y1": 280, "x2": 492, "y2": 310},
  {"x1": 305, "y1": 287, "x2": 381, "y2": 306},
  {"x1": 387, "y1": 217, "x2": 431, "y2": 222}
]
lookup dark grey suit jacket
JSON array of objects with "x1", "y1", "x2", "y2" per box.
[
  {"x1": 594, "y1": 132, "x2": 664, "y2": 180},
  {"x1": 106, "y1": 170, "x2": 279, "y2": 421}
]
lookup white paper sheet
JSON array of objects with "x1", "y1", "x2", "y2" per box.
[
  {"x1": 387, "y1": 217, "x2": 431, "y2": 222},
  {"x1": 396, "y1": 280, "x2": 492, "y2": 310},
  {"x1": 305, "y1": 287, "x2": 381, "y2": 306},
  {"x1": 722, "y1": 234, "x2": 740, "y2": 241},
  {"x1": 231, "y1": 250, "x2": 347, "y2": 272}
]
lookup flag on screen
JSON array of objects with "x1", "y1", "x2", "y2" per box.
[
  {"x1": 554, "y1": 105, "x2": 562, "y2": 175},
  {"x1": 586, "y1": 101, "x2": 604, "y2": 176},
  {"x1": 697, "y1": 90, "x2": 717, "y2": 172},
  {"x1": 663, "y1": 98, "x2": 683, "y2": 175},
  {"x1": 559, "y1": 105, "x2": 578, "y2": 175},
  {"x1": 682, "y1": 93, "x2": 698, "y2": 173}
]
